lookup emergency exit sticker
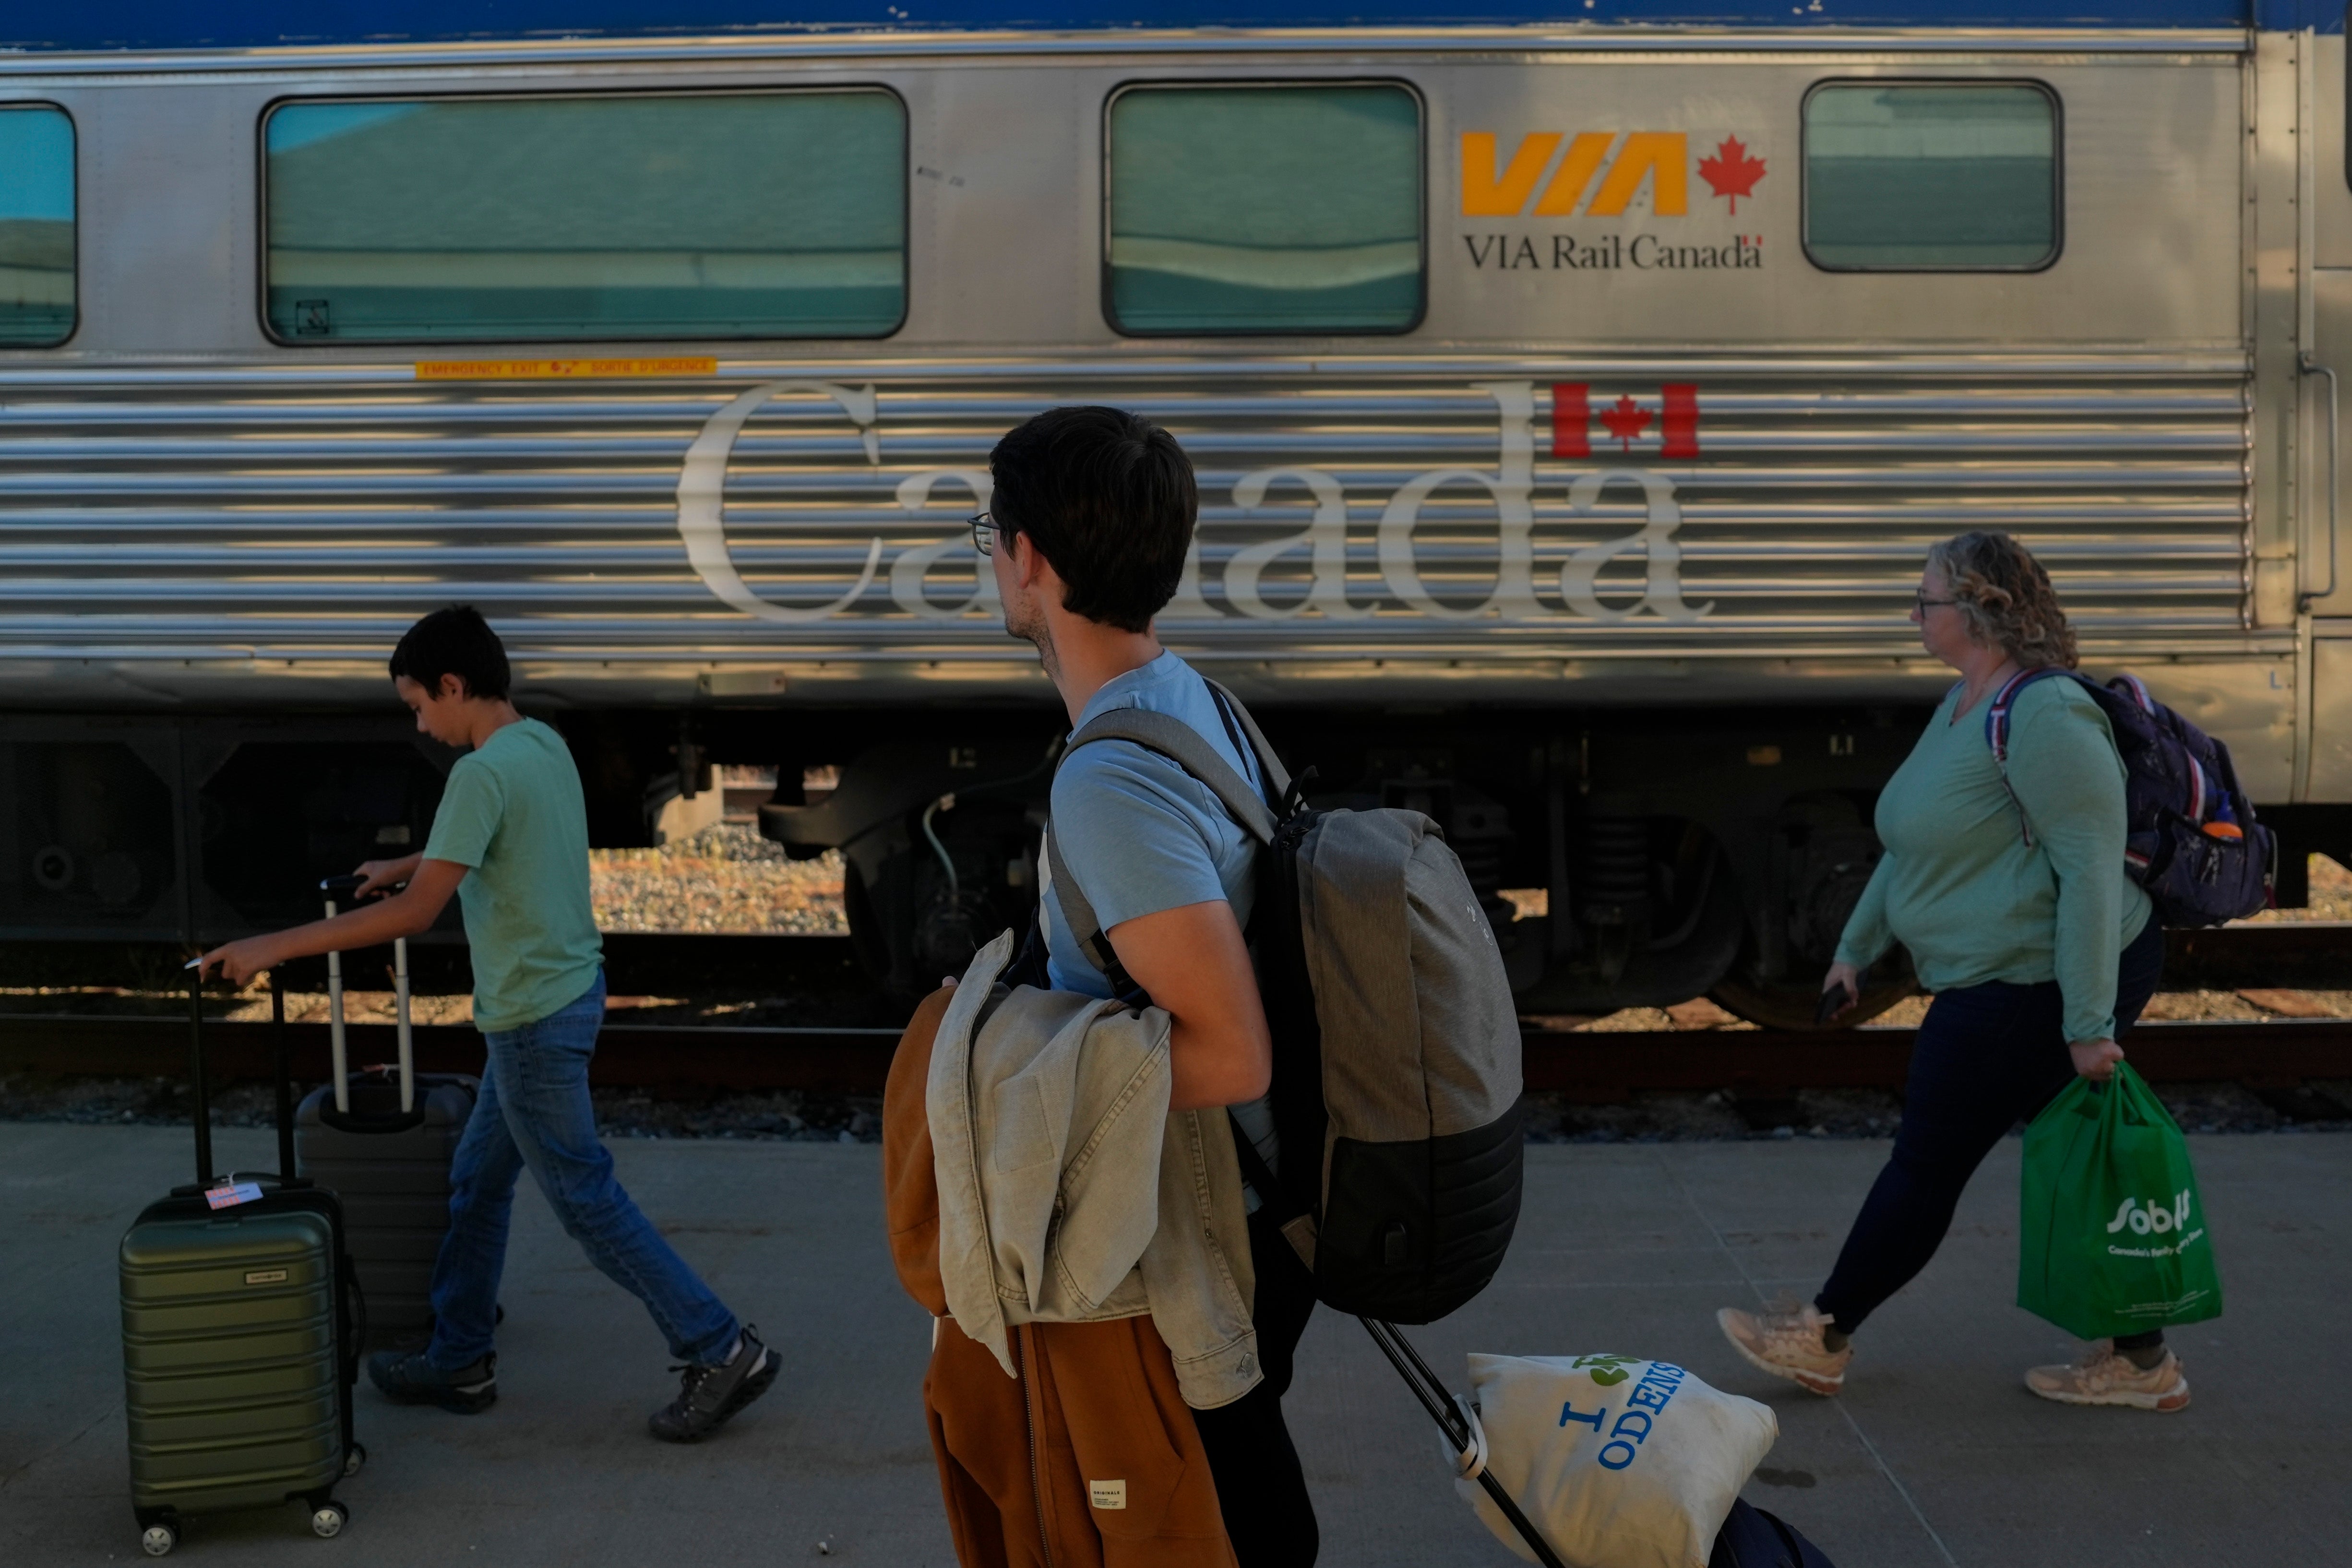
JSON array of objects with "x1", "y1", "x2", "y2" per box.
[
  {"x1": 414, "y1": 357, "x2": 718, "y2": 380},
  {"x1": 205, "y1": 1181, "x2": 263, "y2": 1210}
]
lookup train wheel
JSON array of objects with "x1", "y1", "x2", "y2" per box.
[{"x1": 1708, "y1": 973, "x2": 1916, "y2": 1031}]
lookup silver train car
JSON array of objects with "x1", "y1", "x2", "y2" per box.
[{"x1": 3, "y1": 2, "x2": 2349, "y2": 1020}]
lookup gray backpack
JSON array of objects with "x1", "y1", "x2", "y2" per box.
[{"x1": 1043, "y1": 682, "x2": 1524, "y2": 1324}]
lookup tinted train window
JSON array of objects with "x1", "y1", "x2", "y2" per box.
[
  {"x1": 0, "y1": 106, "x2": 74, "y2": 347},
  {"x1": 1803, "y1": 83, "x2": 2059, "y2": 271},
  {"x1": 1106, "y1": 83, "x2": 1422, "y2": 335},
  {"x1": 264, "y1": 91, "x2": 906, "y2": 343}
]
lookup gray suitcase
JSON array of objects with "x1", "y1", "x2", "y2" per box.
[
  {"x1": 295, "y1": 876, "x2": 477, "y2": 1350},
  {"x1": 121, "y1": 966, "x2": 362, "y2": 1556}
]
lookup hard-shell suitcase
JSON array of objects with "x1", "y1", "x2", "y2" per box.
[
  {"x1": 120, "y1": 964, "x2": 362, "y2": 1556},
  {"x1": 294, "y1": 876, "x2": 477, "y2": 1349}
]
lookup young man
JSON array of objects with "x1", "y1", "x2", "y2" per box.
[
  {"x1": 199, "y1": 606, "x2": 775, "y2": 1443},
  {"x1": 983, "y1": 406, "x2": 1319, "y2": 1566}
]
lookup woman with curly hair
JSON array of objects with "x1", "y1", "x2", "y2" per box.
[{"x1": 1716, "y1": 531, "x2": 2183, "y2": 1411}]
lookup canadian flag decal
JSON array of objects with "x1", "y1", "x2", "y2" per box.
[{"x1": 1552, "y1": 384, "x2": 1700, "y2": 459}]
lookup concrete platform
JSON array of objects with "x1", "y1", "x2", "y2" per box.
[{"x1": 3, "y1": 1124, "x2": 2344, "y2": 1567}]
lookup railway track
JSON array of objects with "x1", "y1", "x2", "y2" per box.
[
  {"x1": 4, "y1": 921, "x2": 2346, "y2": 997},
  {"x1": 3, "y1": 1014, "x2": 2347, "y2": 1100},
  {"x1": 1, "y1": 924, "x2": 2346, "y2": 1098}
]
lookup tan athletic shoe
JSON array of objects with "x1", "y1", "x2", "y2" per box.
[
  {"x1": 2025, "y1": 1342, "x2": 2190, "y2": 1411},
  {"x1": 1717, "y1": 1296, "x2": 1852, "y2": 1395}
]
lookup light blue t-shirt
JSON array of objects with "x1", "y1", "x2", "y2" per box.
[
  {"x1": 1043, "y1": 651, "x2": 1280, "y2": 1193},
  {"x1": 1043, "y1": 651, "x2": 1266, "y2": 996}
]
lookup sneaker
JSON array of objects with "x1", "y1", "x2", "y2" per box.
[
  {"x1": 1717, "y1": 1297, "x2": 1852, "y2": 1395},
  {"x1": 368, "y1": 1349, "x2": 497, "y2": 1414},
  {"x1": 648, "y1": 1326, "x2": 778, "y2": 1443},
  {"x1": 2026, "y1": 1342, "x2": 2190, "y2": 1411}
]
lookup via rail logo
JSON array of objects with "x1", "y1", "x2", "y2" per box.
[
  {"x1": 1460, "y1": 131, "x2": 1767, "y2": 219},
  {"x1": 673, "y1": 380, "x2": 1715, "y2": 627}
]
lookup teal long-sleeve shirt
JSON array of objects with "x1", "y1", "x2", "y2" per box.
[{"x1": 1834, "y1": 675, "x2": 2153, "y2": 1044}]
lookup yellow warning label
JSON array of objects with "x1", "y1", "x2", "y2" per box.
[{"x1": 414, "y1": 357, "x2": 718, "y2": 381}]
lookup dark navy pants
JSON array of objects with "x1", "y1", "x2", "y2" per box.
[
  {"x1": 1193, "y1": 1208, "x2": 1320, "y2": 1567},
  {"x1": 1815, "y1": 917, "x2": 2166, "y2": 1337}
]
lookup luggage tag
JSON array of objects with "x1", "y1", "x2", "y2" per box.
[{"x1": 205, "y1": 1180, "x2": 264, "y2": 1210}]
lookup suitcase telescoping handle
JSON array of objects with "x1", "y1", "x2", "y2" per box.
[
  {"x1": 182, "y1": 957, "x2": 305, "y2": 1189},
  {"x1": 186, "y1": 959, "x2": 215, "y2": 1189},
  {"x1": 319, "y1": 875, "x2": 414, "y2": 1115},
  {"x1": 1361, "y1": 1318, "x2": 1570, "y2": 1568},
  {"x1": 269, "y1": 967, "x2": 298, "y2": 1178}
]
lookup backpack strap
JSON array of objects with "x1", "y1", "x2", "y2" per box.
[
  {"x1": 1225, "y1": 1109, "x2": 1319, "y2": 1270},
  {"x1": 1040, "y1": 822, "x2": 1134, "y2": 993},
  {"x1": 1200, "y1": 678, "x2": 1294, "y2": 806},
  {"x1": 1042, "y1": 688, "x2": 1286, "y2": 988},
  {"x1": 1981, "y1": 665, "x2": 2076, "y2": 849},
  {"x1": 2109, "y1": 672, "x2": 2158, "y2": 715}
]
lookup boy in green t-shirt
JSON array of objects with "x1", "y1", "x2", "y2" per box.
[{"x1": 200, "y1": 606, "x2": 775, "y2": 1442}]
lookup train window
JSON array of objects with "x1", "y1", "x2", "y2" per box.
[
  {"x1": 263, "y1": 90, "x2": 906, "y2": 344},
  {"x1": 1105, "y1": 83, "x2": 1422, "y2": 334},
  {"x1": 1803, "y1": 83, "x2": 2059, "y2": 271},
  {"x1": 0, "y1": 106, "x2": 74, "y2": 347}
]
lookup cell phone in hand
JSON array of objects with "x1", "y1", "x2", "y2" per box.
[{"x1": 1815, "y1": 984, "x2": 1856, "y2": 1025}]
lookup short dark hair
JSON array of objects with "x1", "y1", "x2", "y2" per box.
[
  {"x1": 389, "y1": 606, "x2": 511, "y2": 701},
  {"x1": 988, "y1": 406, "x2": 1196, "y2": 633}
]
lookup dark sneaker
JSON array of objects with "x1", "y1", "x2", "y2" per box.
[
  {"x1": 648, "y1": 1326, "x2": 777, "y2": 1443},
  {"x1": 368, "y1": 1349, "x2": 497, "y2": 1414}
]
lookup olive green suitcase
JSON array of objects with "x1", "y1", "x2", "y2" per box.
[{"x1": 120, "y1": 968, "x2": 363, "y2": 1556}]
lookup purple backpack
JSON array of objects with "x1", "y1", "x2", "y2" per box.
[{"x1": 1985, "y1": 668, "x2": 2275, "y2": 927}]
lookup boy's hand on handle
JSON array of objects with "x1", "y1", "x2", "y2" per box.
[
  {"x1": 1819, "y1": 962, "x2": 1862, "y2": 1022},
  {"x1": 353, "y1": 852, "x2": 424, "y2": 900},
  {"x1": 193, "y1": 857, "x2": 462, "y2": 987},
  {"x1": 2070, "y1": 1037, "x2": 2124, "y2": 1081},
  {"x1": 195, "y1": 935, "x2": 281, "y2": 986}
]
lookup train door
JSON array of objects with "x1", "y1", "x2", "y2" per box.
[{"x1": 2304, "y1": 14, "x2": 2352, "y2": 804}]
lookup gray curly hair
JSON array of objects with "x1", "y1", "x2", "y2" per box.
[{"x1": 1923, "y1": 531, "x2": 2077, "y2": 670}]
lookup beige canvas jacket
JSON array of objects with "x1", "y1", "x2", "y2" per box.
[{"x1": 927, "y1": 930, "x2": 1262, "y2": 1410}]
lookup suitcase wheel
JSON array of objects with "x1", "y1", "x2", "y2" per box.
[
  {"x1": 310, "y1": 1500, "x2": 349, "y2": 1540},
  {"x1": 343, "y1": 1443, "x2": 367, "y2": 1479},
  {"x1": 139, "y1": 1521, "x2": 177, "y2": 1557}
]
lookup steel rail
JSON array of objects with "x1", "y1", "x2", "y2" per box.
[
  {"x1": 6, "y1": 1012, "x2": 2348, "y2": 1096},
  {"x1": 8, "y1": 927, "x2": 2344, "y2": 996}
]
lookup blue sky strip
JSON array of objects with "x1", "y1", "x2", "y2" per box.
[{"x1": 1, "y1": 0, "x2": 2327, "y2": 54}]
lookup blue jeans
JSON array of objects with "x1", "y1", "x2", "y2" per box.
[
  {"x1": 1815, "y1": 917, "x2": 2166, "y2": 1336},
  {"x1": 426, "y1": 972, "x2": 740, "y2": 1369}
]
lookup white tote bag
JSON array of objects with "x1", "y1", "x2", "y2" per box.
[{"x1": 1450, "y1": 1354, "x2": 1777, "y2": 1568}]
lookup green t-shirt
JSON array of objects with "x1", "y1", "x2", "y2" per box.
[
  {"x1": 1835, "y1": 675, "x2": 2153, "y2": 1044},
  {"x1": 421, "y1": 717, "x2": 604, "y2": 1033}
]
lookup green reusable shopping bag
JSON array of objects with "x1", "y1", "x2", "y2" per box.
[{"x1": 2019, "y1": 1062, "x2": 2222, "y2": 1339}]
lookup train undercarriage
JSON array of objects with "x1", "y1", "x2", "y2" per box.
[{"x1": 16, "y1": 702, "x2": 2346, "y2": 1028}]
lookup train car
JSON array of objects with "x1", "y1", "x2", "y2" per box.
[{"x1": 4, "y1": 0, "x2": 2350, "y2": 1022}]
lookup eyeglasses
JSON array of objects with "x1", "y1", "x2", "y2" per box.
[
  {"x1": 969, "y1": 511, "x2": 1012, "y2": 558},
  {"x1": 1914, "y1": 591, "x2": 1958, "y2": 611}
]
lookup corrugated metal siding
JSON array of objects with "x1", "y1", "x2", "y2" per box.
[{"x1": 0, "y1": 355, "x2": 2250, "y2": 681}]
